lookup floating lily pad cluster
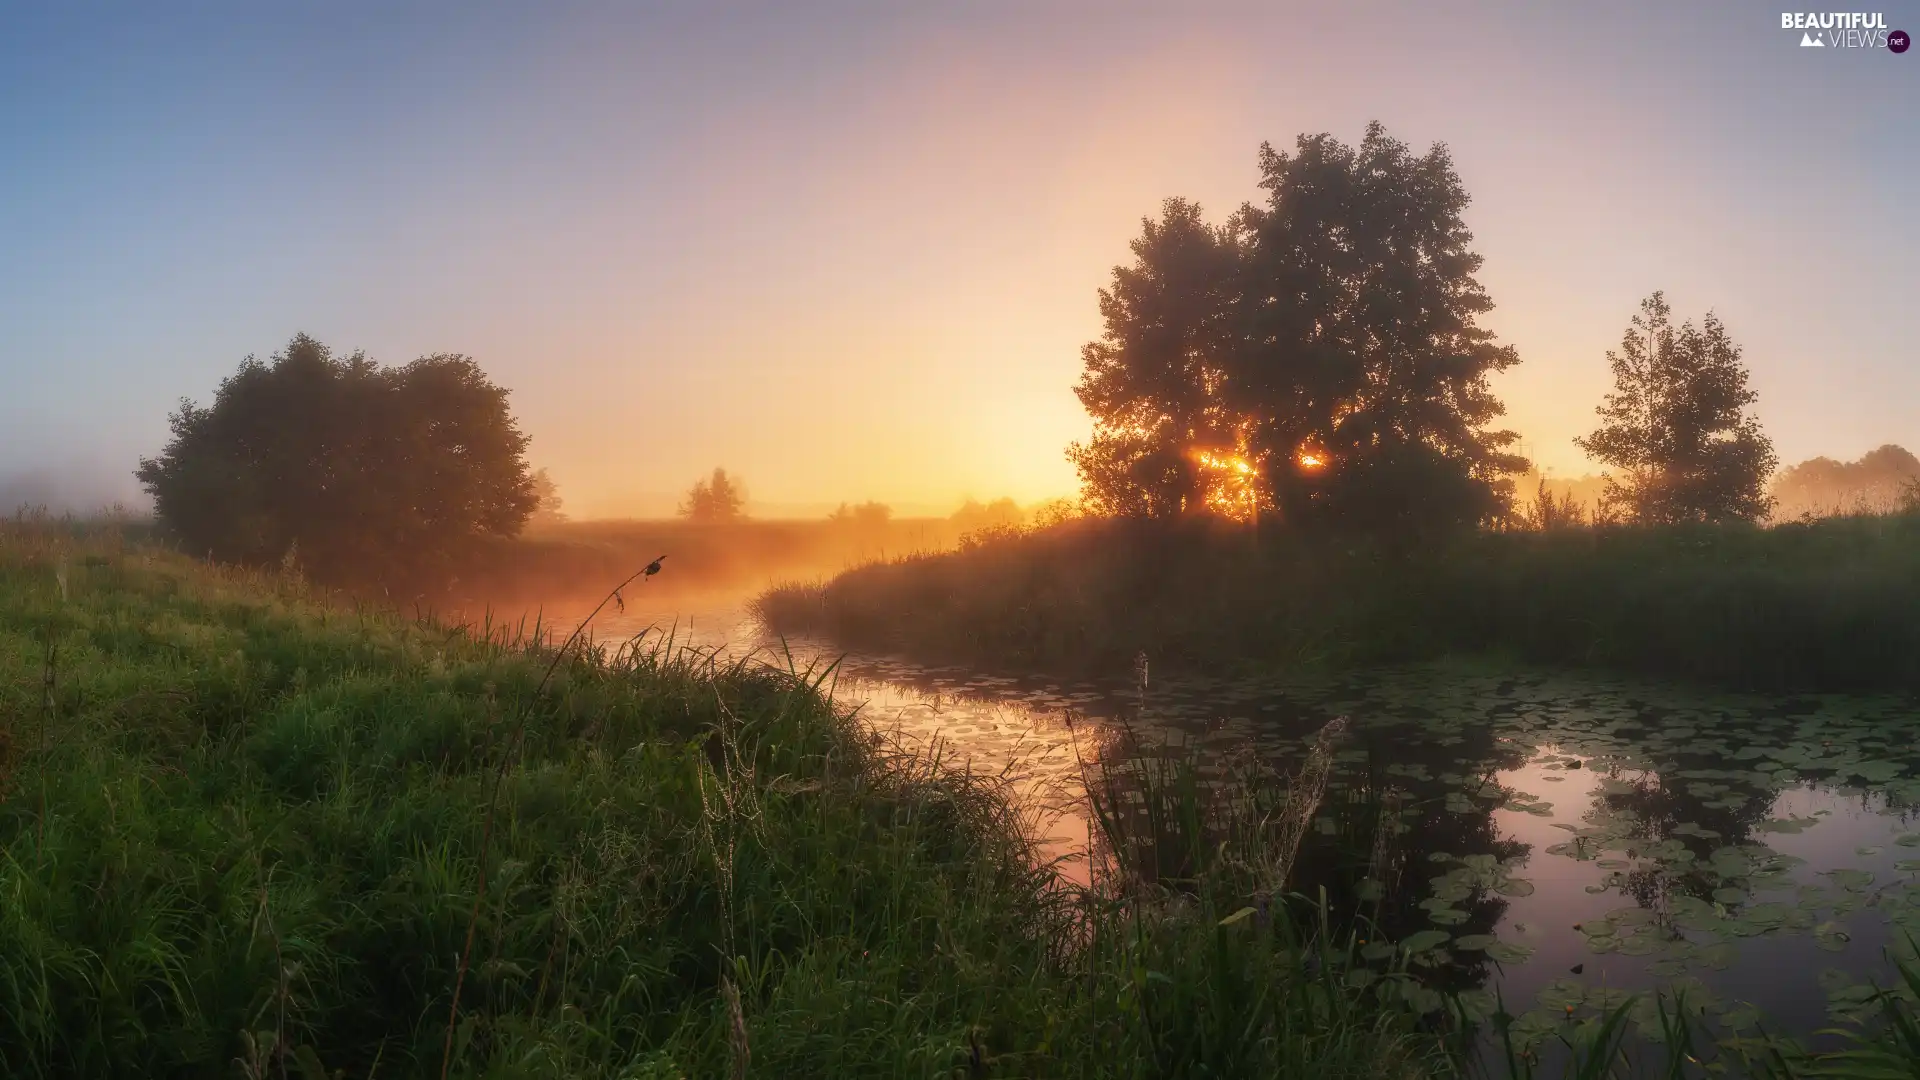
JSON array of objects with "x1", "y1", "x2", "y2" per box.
[{"x1": 738, "y1": 636, "x2": 1920, "y2": 1053}]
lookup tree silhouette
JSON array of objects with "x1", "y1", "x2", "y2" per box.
[
  {"x1": 528, "y1": 468, "x2": 567, "y2": 526},
  {"x1": 828, "y1": 501, "x2": 892, "y2": 529},
  {"x1": 1068, "y1": 124, "x2": 1525, "y2": 534},
  {"x1": 678, "y1": 467, "x2": 747, "y2": 523},
  {"x1": 1069, "y1": 198, "x2": 1244, "y2": 517},
  {"x1": 1575, "y1": 293, "x2": 1776, "y2": 524},
  {"x1": 134, "y1": 333, "x2": 537, "y2": 587},
  {"x1": 949, "y1": 497, "x2": 1025, "y2": 534},
  {"x1": 1521, "y1": 478, "x2": 1586, "y2": 531}
]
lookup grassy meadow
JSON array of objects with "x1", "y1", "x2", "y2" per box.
[
  {"x1": 0, "y1": 516, "x2": 1460, "y2": 1079},
  {"x1": 12, "y1": 516, "x2": 1920, "y2": 1075},
  {"x1": 754, "y1": 511, "x2": 1920, "y2": 694}
]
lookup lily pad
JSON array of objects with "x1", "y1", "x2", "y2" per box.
[{"x1": 1486, "y1": 941, "x2": 1535, "y2": 964}]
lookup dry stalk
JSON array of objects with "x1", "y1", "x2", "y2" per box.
[
  {"x1": 721, "y1": 973, "x2": 750, "y2": 1080},
  {"x1": 1255, "y1": 715, "x2": 1348, "y2": 897}
]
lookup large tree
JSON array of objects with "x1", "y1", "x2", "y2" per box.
[
  {"x1": 1068, "y1": 197, "x2": 1245, "y2": 517},
  {"x1": 135, "y1": 333, "x2": 537, "y2": 586},
  {"x1": 1574, "y1": 293, "x2": 1776, "y2": 524},
  {"x1": 1069, "y1": 123, "x2": 1525, "y2": 533}
]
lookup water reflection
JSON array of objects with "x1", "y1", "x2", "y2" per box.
[{"x1": 502, "y1": 591, "x2": 1920, "y2": 1051}]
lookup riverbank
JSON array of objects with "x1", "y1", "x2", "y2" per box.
[
  {"x1": 0, "y1": 520, "x2": 1447, "y2": 1078},
  {"x1": 753, "y1": 512, "x2": 1920, "y2": 693}
]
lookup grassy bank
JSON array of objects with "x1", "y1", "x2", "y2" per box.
[
  {"x1": 753, "y1": 512, "x2": 1920, "y2": 693},
  {"x1": 0, "y1": 520, "x2": 1451, "y2": 1078}
]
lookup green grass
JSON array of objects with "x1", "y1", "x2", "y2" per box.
[
  {"x1": 754, "y1": 512, "x2": 1920, "y2": 693},
  {"x1": 0, "y1": 518, "x2": 1455, "y2": 1078}
]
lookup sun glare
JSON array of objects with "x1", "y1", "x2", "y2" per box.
[{"x1": 1190, "y1": 448, "x2": 1263, "y2": 521}]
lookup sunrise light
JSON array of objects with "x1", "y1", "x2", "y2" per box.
[{"x1": 1191, "y1": 447, "x2": 1263, "y2": 520}]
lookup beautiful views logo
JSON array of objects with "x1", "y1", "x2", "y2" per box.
[{"x1": 1780, "y1": 11, "x2": 1908, "y2": 49}]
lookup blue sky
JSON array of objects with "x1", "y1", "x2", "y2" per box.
[{"x1": 2, "y1": 2, "x2": 1914, "y2": 515}]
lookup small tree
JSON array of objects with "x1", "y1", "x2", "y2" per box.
[
  {"x1": 1522, "y1": 478, "x2": 1585, "y2": 531},
  {"x1": 1575, "y1": 293, "x2": 1776, "y2": 524},
  {"x1": 528, "y1": 468, "x2": 568, "y2": 526},
  {"x1": 135, "y1": 333, "x2": 537, "y2": 586},
  {"x1": 828, "y1": 501, "x2": 892, "y2": 529},
  {"x1": 679, "y1": 468, "x2": 747, "y2": 523}
]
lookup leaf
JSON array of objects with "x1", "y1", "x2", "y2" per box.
[
  {"x1": 293, "y1": 1046, "x2": 330, "y2": 1080},
  {"x1": 1814, "y1": 920, "x2": 1852, "y2": 952},
  {"x1": 1486, "y1": 941, "x2": 1535, "y2": 964},
  {"x1": 1400, "y1": 929, "x2": 1452, "y2": 954},
  {"x1": 1218, "y1": 906, "x2": 1257, "y2": 927},
  {"x1": 1494, "y1": 877, "x2": 1536, "y2": 897}
]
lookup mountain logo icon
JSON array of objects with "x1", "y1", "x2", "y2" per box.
[{"x1": 1801, "y1": 31, "x2": 1825, "y2": 45}]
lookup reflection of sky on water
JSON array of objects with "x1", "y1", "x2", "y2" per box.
[
  {"x1": 512, "y1": 591, "x2": 1920, "y2": 1054},
  {"x1": 1489, "y1": 758, "x2": 1916, "y2": 1047}
]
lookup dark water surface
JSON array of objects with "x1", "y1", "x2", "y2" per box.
[{"x1": 522, "y1": 589, "x2": 1920, "y2": 1058}]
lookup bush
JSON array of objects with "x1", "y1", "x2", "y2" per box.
[{"x1": 135, "y1": 334, "x2": 537, "y2": 591}]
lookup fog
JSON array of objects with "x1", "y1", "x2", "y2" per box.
[
  {"x1": 1769, "y1": 444, "x2": 1920, "y2": 519},
  {"x1": 0, "y1": 463, "x2": 147, "y2": 516}
]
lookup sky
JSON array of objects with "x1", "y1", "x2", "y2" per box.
[{"x1": 2, "y1": 2, "x2": 1915, "y2": 517}]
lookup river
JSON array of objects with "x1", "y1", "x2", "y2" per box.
[{"x1": 518, "y1": 584, "x2": 1920, "y2": 1062}]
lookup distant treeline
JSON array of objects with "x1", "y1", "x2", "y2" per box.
[
  {"x1": 1768, "y1": 444, "x2": 1920, "y2": 519},
  {"x1": 1516, "y1": 444, "x2": 1919, "y2": 525}
]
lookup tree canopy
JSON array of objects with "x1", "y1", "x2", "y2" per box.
[
  {"x1": 1574, "y1": 293, "x2": 1776, "y2": 524},
  {"x1": 679, "y1": 468, "x2": 747, "y2": 523},
  {"x1": 135, "y1": 333, "x2": 537, "y2": 586},
  {"x1": 1069, "y1": 123, "x2": 1525, "y2": 535}
]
